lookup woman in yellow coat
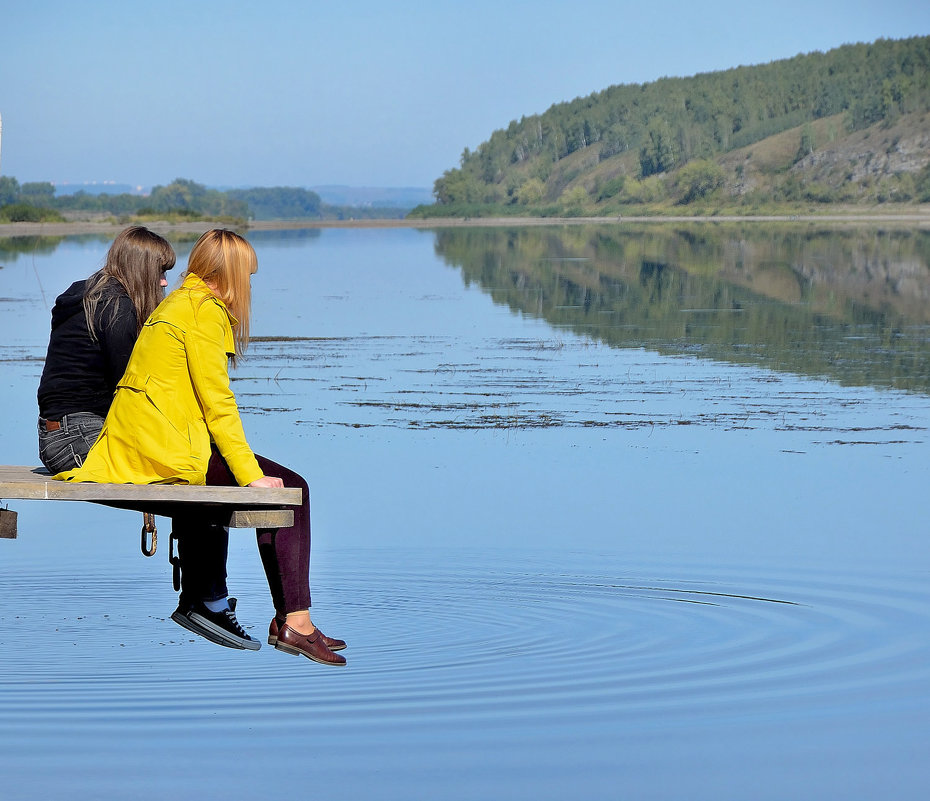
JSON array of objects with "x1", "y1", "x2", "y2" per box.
[{"x1": 60, "y1": 229, "x2": 346, "y2": 665}]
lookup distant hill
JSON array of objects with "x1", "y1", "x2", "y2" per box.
[{"x1": 414, "y1": 35, "x2": 930, "y2": 216}]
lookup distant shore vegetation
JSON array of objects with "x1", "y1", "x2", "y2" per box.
[
  {"x1": 5, "y1": 37, "x2": 930, "y2": 227},
  {"x1": 0, "y1": 177, "x2": 409, "y2": 225},
  {"x1": 411, "y1": 35, "x2": 930, "y2": 219}
]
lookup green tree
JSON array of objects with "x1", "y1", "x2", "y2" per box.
[
  {"x1": 146, "y1": 178, "x2": 247, "y2": 218},
  {"x1": 434, "y1": 168, "x2": 485, "y2": 205},
  {"x1": 595, "y1": 175, "x2": 626, "y2": 201},
  {"x1": 639, "y1": 118, "x2": 680, "y2": 177},
  {"x1": 515, "y1": 178, "x2": 546, "y2": 206},
  {"x1": 0, "y1": 176, "x2": 20, "y2": 206},
  {"x1": 0, "y1": 203, "x2": 64, "y2": 222},
  {"x1": 20, "y1": 182, "x2": 56, "y2": 206},
  {"x1": 675, "y1": 160, "x2": 725, "y2": 204},
  {"x1": 148, "y1": 178, "x2": 207, "y2": 212},
  {"x1": 561, "y1": 185, "x2": 590, "y2": 212},
  {"x1": 227, "y1": 187, "x2": 322, "y2": 220},
  {"x1": 53, "y1": 190, "x2": 143, "y2": 215},
  {"x1": 623, "y1": 176, "x2": 666, "y2": 204}
]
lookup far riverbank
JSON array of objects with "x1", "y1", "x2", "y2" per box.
[{"x1": 2, "y1": 209, "x2": 929, "y2": 238}]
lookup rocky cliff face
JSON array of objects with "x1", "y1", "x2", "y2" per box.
[
  {"x1": 716, "y1": 110, "x2": 930, "y2": 203},
  {"x1": 793, "y1": 115, "x2": 930, "y2": 183}
]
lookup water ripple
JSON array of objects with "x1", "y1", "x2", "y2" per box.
[{"x1": 1, "y1": 550, "x2": 927, "y2": 735}]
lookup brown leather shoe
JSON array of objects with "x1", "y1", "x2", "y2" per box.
[
  {"x1": 275, "y1": 623, "x2": 347, "y2": 666},
  {"x1": 268, "y1": 617, "x2": 346, "y2": 651}
]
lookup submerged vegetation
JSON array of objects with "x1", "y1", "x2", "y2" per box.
[{"x1": 413, "y1": 36, "x2": 930, "y2": 217}]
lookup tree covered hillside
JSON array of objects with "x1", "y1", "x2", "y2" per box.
[{"x1": 419, "y1": 36, "x2": 930, "y2": 215}]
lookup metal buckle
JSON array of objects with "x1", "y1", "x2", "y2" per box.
[{"x1": 140, "y1": 512, "x2": 157, "y2": 556}]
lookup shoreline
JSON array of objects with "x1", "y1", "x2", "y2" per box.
[{"x1": 2, "y1": 211, "x2": 929, "y2": 238}]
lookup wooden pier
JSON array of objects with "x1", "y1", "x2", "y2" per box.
[{"x1": 0, "y1": 465, "x2": 301, "y2": 539}]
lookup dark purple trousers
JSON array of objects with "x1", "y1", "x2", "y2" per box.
[{"x1": 174, "y1": 449, "x2": 312, "y2": 616}]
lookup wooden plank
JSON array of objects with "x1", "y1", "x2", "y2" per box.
[
  {"x1": 227, "y1": 509, "x2": 294, "y2": 528},
  {"x1": 0, "y1": 465, "x2": 301, "y2": 506},
  {"x1": 0, "y1": 465, "x2": 300, "y2": 530},
  {"x1": 92, "y1": 500, "x2": 295, "y2": 528}
]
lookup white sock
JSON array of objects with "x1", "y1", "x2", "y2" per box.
[{"x1": 203, "y1": 597, "x2": 230, "y2": 613}]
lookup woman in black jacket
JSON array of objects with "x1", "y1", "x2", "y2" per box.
[{"x1": 37, "y1": 226, "x2": 176, "y2": 473}]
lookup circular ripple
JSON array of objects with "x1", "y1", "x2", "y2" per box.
[
  {"x1": 0, "y1": 549, "x2": 927, "y2": 734},
  {"x1": 299, "y1": 550, "x2": 930, "y2": 729}
]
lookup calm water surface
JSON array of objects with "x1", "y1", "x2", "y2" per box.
[{"x1": 1, "y1": 225, "x2": 928, "y2": 800}]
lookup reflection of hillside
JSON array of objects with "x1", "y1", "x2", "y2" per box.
[{"x1": 433, "y1": 225, "x2": 930, "y2": 394}]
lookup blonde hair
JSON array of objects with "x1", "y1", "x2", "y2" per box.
[
  {"x1": 186, "y1": 228, "x2": 257, "y2": 355},
  {"x1": 85, "y1": 226, "x2": 176, "y2": 338}
]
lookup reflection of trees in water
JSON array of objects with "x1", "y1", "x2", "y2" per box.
[
  {"x1": 244, "y1": 228, "x2": 323, "y2": 247},
  {"x1": 433, "y1": 225, "x2": 930, "y2": 394},
  {"x1": 0, "y1": 229, "x2": 324, "y2": 268},
  {"x1": 0, "y1": 236, "x2": 67, "y2": 265}
]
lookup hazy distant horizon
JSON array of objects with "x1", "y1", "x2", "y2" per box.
[
  {"x1": 2, "y1": 3, "x2": 926, "y2": 190},
  {"x1": 42, "y1": 180, "x2": 433, "y2": 208}
]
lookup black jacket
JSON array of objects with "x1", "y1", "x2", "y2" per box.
[{"x1": 37, "y1": 278, "x2": 139, "y2": 419}]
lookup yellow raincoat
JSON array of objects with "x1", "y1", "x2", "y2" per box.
[{"x1": 57, "y1": 273, "x2": 263, "y2": 486}]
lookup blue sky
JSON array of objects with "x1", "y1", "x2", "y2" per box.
[{"x1": 1, "y1": 0, "x2": 928, "y2": 191}]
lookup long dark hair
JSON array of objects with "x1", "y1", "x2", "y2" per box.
[{"x1": 84, "y1": 226, "x2": 175, "y2": 339}]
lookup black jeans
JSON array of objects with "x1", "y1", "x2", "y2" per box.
[
  {"x1": 174, "y1": 449, "x2": 312, "y2": 615},
  {"x1": 37, "y1": 412, "x2": 105, "y2": 473}
]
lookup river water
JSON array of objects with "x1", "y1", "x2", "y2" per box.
[{"x1": 1, "y1": 223, "x2": 928, "y2": 800}]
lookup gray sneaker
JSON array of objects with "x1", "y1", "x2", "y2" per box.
[{"x1": 171, "y1": 598, "x2": 261, "y2": 651}]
